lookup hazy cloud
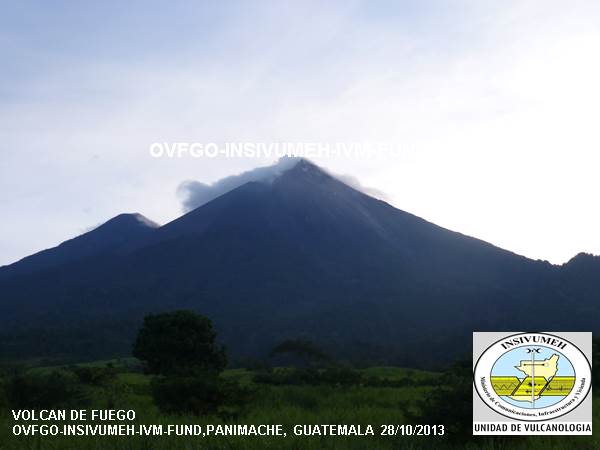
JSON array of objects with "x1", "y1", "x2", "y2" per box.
[
  {"x1": 177, "y1": 158, "x2": 389, "y2": 212},
  {"x1": 334, "y1": 174, "x2": 389, "y2": 202}
]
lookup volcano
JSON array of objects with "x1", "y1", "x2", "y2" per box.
[{"x1": 0, "y1": 159, "x2": 598, "y2": 367}]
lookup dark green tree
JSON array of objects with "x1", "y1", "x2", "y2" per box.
[
  {"x1": 133, "y1": 310, "x2": 226, "y2": 376},
  {"x1": 133, "y1": 311, "x2": 248, "y2": 416}
]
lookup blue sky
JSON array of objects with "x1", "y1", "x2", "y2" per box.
[{"x1": 1, "y1": 1, "x2": 599, "y2": 265}]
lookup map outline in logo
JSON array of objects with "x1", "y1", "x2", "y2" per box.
[
  {"x1": 473, "y1": 332, "x2": 592, "y2": 422},
  {"x1": 490, "y1": 344, "x2": 575, "y2": 409}
]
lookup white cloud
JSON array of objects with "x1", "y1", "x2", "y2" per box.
[
  {"x1": 1, "y1": 1, "x2": 599, "y2": 264},
  {"x1": 177, "y1": 157, "x2": 389, "y2": 212}
]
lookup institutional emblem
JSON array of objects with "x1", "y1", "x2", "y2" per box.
[{"x1": 473, "y1": 332, "x2": 592, "y2": 435}]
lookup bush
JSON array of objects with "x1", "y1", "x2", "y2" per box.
[
  {"x1": 254, "y1": 367, "x2": 365, "y2": 386},
  {"x1": 71, "y1": 366, "x2": 117, "y2": 386},
  {"x1": 319, "y1": 367, "x2": 364, "y2": 386},
  {"x1": 253, "y1": 368, "x2": 321, "y2": 385},
  {"x1": 4, "y1": 370, "x2": 88, "y2": 409},
  {"x1": 362, "y1": 375, "x2": 437, "y2": 388},
  {"x1": 403, "y1": 360, "x2": 471, "y2": 441},
  {"x1": 151, "y1": 372, "x2": 252, "y2": 417}
]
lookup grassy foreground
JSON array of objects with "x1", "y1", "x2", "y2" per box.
[{"x1": 0, "y1": 363, "x2": 597, "y2": 450}]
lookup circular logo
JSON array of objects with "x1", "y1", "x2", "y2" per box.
[{"x1": 474, "y1": 332, "x2": 591, "y2": 421}]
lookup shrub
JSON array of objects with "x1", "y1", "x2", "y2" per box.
[
  {"x1": 319, "y1": 367, "x2": 363, "y2": 386},
  {"x1": 403, "y1": 360, "x2": 471, "y2": 440},
  {"x1": 71, "y1": 366, "x2": 117, "y2": 386},
  {"x1": 151, "y1": 372, "x2": 252, "y2": 417},
  {"x1": 4, "y1": 370, "x2": 88, "y2": 409},
  {"x1": 254, "y1": 367, "x2": 364, "y2": 386}
]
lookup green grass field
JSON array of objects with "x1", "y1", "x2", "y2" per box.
[{"x1": 0, "y1": 363, "x2": 596, "y2": 449}]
